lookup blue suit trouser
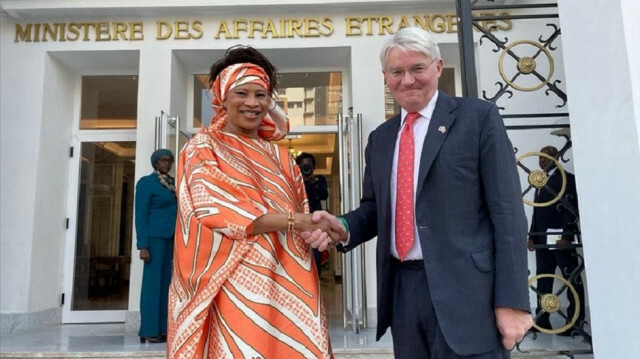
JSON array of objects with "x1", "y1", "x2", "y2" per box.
[
  {"x1": 389, "y1": 258, "x2": 510, "y2": 359},
  {"x1": 139, "y1": 236, "x2": 173, "y2": 337}
]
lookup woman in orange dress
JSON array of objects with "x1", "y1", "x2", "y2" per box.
[{"x1": 167, "y1": 46, "x2": 336, "y2": 358}]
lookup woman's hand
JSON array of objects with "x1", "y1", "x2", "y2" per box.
[
  {"x1": 250, "y1": 212, "x2": 344, "y2": 243},
  {"x1": 296, "y1": 212, "x2": 347, "y2": 251},
  {"x1": 293, "y1": 213, "x2": 332, "y2": 233},
  {"x1": 139, "y1": 248, "x2": 151, "y2": 263}
]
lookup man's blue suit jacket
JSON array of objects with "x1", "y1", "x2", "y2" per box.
[{"x1": 341, "y1": 92, "x2": 529, "y2": 355}]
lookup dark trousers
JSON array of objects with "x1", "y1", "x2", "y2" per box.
[
  {"x1": 390, "y1": 258, "x2": 509, "y2": 359},
  {"x1": 139, "y1": 236, "x2": 173, "y2": 337},
  {"x1": 534, "y1": 248, "x2": 585, "y2": 328}
]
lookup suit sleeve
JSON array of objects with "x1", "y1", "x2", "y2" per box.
[
  {"x1": 341, "y1": 131, "x2": 379, "y2": 251},
  {"x1": 134, "y1": 177, "x2": 151, "y2": 249},
  {"x1": 478, "y1": 104, "x2": 530, "y2": 311}
]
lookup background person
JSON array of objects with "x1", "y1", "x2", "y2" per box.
[
  {"x1": 167, "y1": 45, "x2": 337, "y2": 359},
  {"x1": 296, "y1": 152, "x2": 329, "y2": 275},
  {"x1": 528, "y1": 145, "x2": 585, "y2": 334},
  {"x1": 135, "y1": 148, "x2": 177, "y2": 344},
  {"x1": 303, "y1": 27, "x2": 532, "y2": 358}
]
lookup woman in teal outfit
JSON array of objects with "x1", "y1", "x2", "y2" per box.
[{"x1": 135, "y1": 149, "x2": 177, "y2": 344}]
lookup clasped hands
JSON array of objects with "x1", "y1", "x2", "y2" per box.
[{"x1": 296, "y1": 210, "x2": 347, "y2": 251}]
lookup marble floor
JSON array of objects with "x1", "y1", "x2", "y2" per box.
[
  {"x1": 0, "y1": 322, "x2": 595, "y2": 359},
  {"x1": 0, "y1": 273, "x2": 593, "y2": 358}
]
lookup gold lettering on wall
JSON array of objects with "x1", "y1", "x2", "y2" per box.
[
  {"x1": 248, "y1": 20, "x2": 263, "y2": 38},
  {"x1": 474, "y1": 12, "x2": 512, "y2": 32},
  {"x1": 214, "y1": 17, "x2": 334, "y2": 39},
  {"x1": 156, "y1": 21, "x2": 172, "y2": 39},
  {"x1": 215, "y1": 21, "x2": 232, "y2": 39},
  {"x1": 346, "y1": 13, "x2": 476, "y2": 36},
  {"x1": 156, "y1": 20, "x2": 202, "y2": 39},
  {"x1": 12, "y1": 13, "x2": 512, "y2": 43},
  {"x1": 15, "y1": 22, "x2": 145, "y2": 42}
]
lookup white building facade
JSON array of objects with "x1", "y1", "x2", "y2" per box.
[{"x1": 1, "y1": 1, "x2": 638, "y2": 357}]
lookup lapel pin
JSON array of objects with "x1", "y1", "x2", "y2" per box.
[{"x1": 438, "y1": 126, "x2": 446, "y2": 134}]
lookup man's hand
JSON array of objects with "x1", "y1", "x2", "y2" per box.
[
  {"x1": 527, "y1": 238, "x2": 535, "y2": 252},
  {"x1": 299, "y1": 211, "x2": 347, "y2": 251},
  {"x1": 495, "y1": 307, "x2": 533, "y2": 350},
  {"x1": 139, "y1": 248, "x2": 151, "y2": 263},
  {"x1": 312, "y1": 210, "x2": 347, "y2": 244}
]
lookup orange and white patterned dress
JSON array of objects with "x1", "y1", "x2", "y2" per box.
[{"x1": 167, "y1": 127, "x2": 332, "y2": 358}]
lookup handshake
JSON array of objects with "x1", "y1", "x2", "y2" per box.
[{"x1": 296, "y1": 211, "x2": 348, "y2": 251}]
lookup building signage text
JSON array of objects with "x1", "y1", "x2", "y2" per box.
[{"x1": 13, "y1": 13, "x2": 512, "y2": 43}]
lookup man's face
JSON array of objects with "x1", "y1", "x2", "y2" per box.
[
  {"x1": 383, "y1": 48, "x2": 443, "y2": 113},
  {"x1": 538, "y1": 156, "x2": 551, "y2": 171},
  {"x1": 538, "y1": 149, "x2": 555, "y2": 171}
]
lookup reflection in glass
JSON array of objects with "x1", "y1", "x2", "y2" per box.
[
  {"x1": 192, "y1": 75, "x2": 214, "y2": 128},
  {"x1": 80, "y1": 76, "x2": 138, "y2": 129},
  {"x1": 276, "y1": 72, "x2": 342, "y2": 126},
  {"x1": 193, "y1": 72, "x2": 342, "y2": 128},
  {"x1": 72, "y1": 142, "x2": 135, "y2": 310}
]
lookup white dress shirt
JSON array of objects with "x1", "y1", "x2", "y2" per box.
[{"x1": 390, "y1": 91, "x2": 439, "y2": 260}]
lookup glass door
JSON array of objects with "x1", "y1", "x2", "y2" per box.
[
  {"x1": 63, "y1": 73, "x2": 138, "y2": 323},
  {"x1": 63, "y1": 139, "x2": 136, "y2": 322}
]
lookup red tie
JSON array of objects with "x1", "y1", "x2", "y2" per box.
[{"x1": 395, "y1": 112, "x2": 419, "y2": 261}]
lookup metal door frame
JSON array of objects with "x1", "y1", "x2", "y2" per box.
[
  {"x1": 338, "y1": 113, "x2": 367, "y2": 333},
  {"x1": 62, "y1": 131, "x2": 136, "y2": 323}
]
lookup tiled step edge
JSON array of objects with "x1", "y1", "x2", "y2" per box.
[{"x1": 1, "y1": 349, "x2": 394, "y2": 359}]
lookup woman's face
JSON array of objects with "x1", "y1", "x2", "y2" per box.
[
  {"x1": 224, "y1": 83, "x2": 270, "y2": 138},
  {"x1": 153, "y1": 156, "x2": 174, "y2": 174}
]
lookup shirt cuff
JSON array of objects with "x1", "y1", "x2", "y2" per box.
[
  {"x1": 338, "y1": 217, "x2": 351, "y2": 246},
  {"x1": 338, "y1": 217, "x2": 349, "y2": 232}
]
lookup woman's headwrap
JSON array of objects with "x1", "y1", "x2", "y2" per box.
[
  {"x1": 209, "y1": 62, "x2": 289, "y2": 141},
  {"x1": 150, "y1": 148, "x2": 174, "y2": 166}
]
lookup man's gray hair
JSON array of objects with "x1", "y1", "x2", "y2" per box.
[{"x1": 379, "y1": 27, "x2": 441, "y2": 68}]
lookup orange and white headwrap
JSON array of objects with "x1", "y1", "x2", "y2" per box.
[{"x1": 209, "y1": 62, "x2": 289, "y2": 141}]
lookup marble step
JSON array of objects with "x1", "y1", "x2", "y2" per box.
[
  {"x1": 0, "y1": 350, "x2": 586, "y2": 359},
  {"x1": 0, "y1": 348, "x2": 394, "y2": 359}
]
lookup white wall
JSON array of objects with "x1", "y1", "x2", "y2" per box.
[
  {"x1": 0, "y1": 12, "x2": 40, "y2": 313},
  {"x1": 621, "y1": 0, "x2": 640, "y2": 147},
  {"x1": 28, "y1": 54, "x2": 76, "y2": 311},
  {"x1": 558, "y1": 1, "x2": 640, "y2": 357},
  {"x1": 127, "y1": 47, "x2": 174, "y2": 311}
]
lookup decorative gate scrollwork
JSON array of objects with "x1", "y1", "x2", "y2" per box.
[
  {"x1": 527, "y1": 273, "x2": 580, "y2": 335},
  {"x1": 517, "y1": 151, "x2": 567, "y2": 207},
  {"x1": 498, "y1": 39, "x2": 555, "y2": 92}
]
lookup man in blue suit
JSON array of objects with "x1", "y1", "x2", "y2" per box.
[
  {"x1": 303, "y1": 27, "x2": 532, "y2": 358},
  {"x1": 528, "y1": 145, "x2": 585, "y2": 334}
]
